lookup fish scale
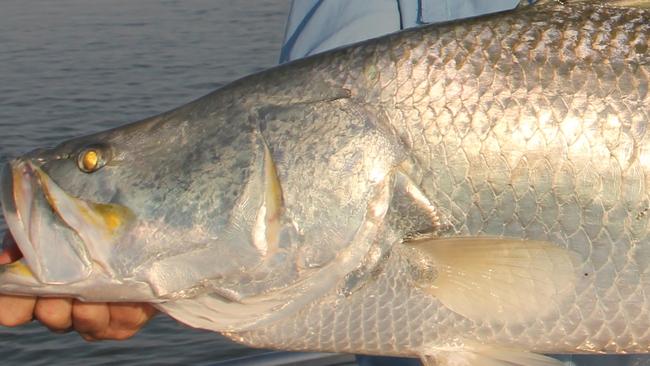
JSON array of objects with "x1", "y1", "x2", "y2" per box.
[
  {"x1": 0, "y1": 1, "x2": 649, "y2": 365},
  {"x1": 226, "y1": 0, "x2": 650, "y2": 360}
]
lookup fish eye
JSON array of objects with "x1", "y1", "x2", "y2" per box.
[{"x1": 77, "y1": 146, "x2": 107, "y2": 173}]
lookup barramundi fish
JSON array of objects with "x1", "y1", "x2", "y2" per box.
[{"x1": 0, "y1": 0, "x2": 649, "y2": 364}]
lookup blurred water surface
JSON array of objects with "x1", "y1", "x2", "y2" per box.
[{"x1": 0, "y1": 0, "x2": 289, "y2": 364}]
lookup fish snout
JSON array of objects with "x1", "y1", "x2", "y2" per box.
[{"x1": 0, "y1": 159, "x2": 93, "y2": 284}]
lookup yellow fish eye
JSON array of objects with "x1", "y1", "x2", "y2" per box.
[{"x1": 77, "y1": 148, "x2": 104, "y2": 173}]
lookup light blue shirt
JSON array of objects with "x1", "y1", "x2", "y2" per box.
[{"x1": 280, "y1": 0, "x2": 518, "y2": 62}]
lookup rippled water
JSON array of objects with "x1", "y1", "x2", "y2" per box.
[{"x1": 0, "y1": 0, "x2": 288, "y2": 364}]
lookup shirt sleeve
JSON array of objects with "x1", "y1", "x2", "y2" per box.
[{"x1": 280, "y1": 0, "x2": 519, "y2": 63}]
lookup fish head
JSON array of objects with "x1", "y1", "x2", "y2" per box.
[
  {"x1": 0, "y1": 124, "x2": 149, "y2": 298},
  {"x1": 4, "y1": 134, "x2": 139, "y2": 278},
  {"x1": 0, "y1": 106, "x2": 262, "y2": 300},
  {"x1": 0, "y1": 83, "x2": 406, "y2": 326}
]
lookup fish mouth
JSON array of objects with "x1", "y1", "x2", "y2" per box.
[{"x1": 1, "y1": 160, "x2": 92, "y2": 284}]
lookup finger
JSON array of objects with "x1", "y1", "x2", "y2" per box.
[
  {"x1": 103, "y1": 303, "x2": 157, "y2": 340},
  {"x1": 71, "y1": 300, "x2": 109, "y2": 341},
  {"x1": 0, "y1": 294, "x2": 36, "y2": 327},
  {"x1": 34, "y1": 297, "x2": 73, "y2": 332},
  {"x1": 0, "y1": 232, "x2": 22, "y2": 265}
]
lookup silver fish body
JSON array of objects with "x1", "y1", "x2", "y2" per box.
[
  {"x1": 229, "y1": 1, "x2": 650, "y2": 359},
  {"x1": 0, "y1": 1, "x2": 649, "y2": 364}
]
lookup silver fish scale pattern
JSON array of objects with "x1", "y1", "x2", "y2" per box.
[{"x1": 231, "y1": 2, "x2": 650, "y2": 359}]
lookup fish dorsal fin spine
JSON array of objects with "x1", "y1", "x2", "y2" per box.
[{"x1": 519, "y1": 0, "x2": 650, "y2": 8}]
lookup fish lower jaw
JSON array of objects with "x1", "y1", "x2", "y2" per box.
[{"x1": 0, "y1": 268, "x2": 158, "y2": 302}]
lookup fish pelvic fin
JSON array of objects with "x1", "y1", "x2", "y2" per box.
[
  {"x1": 406, "y1": 236, "x2": 582, "y2": 324},
  {"x1": 420, "y1": 342, "x2": 563, "y2": 366}
]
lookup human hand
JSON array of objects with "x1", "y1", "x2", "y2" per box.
[{"x1": 0, "y1": 232, "x2": 157, "y2": 340}]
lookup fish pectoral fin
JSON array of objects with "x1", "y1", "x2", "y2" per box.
[
  {"x1": 406, "y1": 236, "x2": 581, "y2": 324},
  {"x1": 421, "y1": 342, "x2": 562, "y2": 366}
]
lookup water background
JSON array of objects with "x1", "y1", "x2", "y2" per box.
[{"x1": 0, "y1": 1, "x2": 289, "y2": 364}]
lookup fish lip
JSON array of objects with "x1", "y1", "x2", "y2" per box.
[
  {"x1": 1, "y1": 160, "x2": 39, "y2": 278},
  {"x1": 0, "y1": 163, "x2": 17, "y2": 224},
  {"x1": 1, "y1": 160, "x2": 91, "y2": 284}
]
